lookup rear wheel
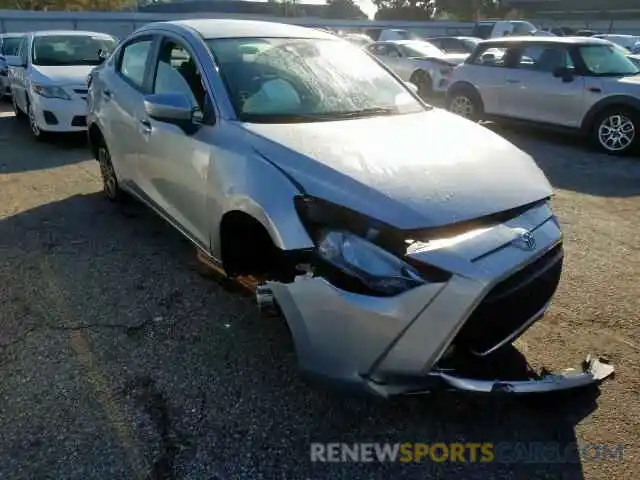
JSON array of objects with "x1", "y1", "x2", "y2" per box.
[
  {"x1": 447, "y1": 87, "x2": 484, "y2": 122},
  {"x1": 409, "y1": 70, "x2": 433, "y2": 100},
  {"x1": 591, "y1": 107, "x2": 639, "y2": 155},
  {"x1": 97, "y1": 142, "x2": 126, "y2": 202}
]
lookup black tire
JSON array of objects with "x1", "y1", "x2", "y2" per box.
[
  {"x1": 409, "y1": 70, "x2": 433, "y2": 100},
  {"x1": 12, "y1": 94, "x2": 26, "y2": 120},
  {"x1": 590, "y1": 106, "x2": 639, "y2": 156},
  {"x1": 446, "y1": 86, "x2": 484, "y2": 122},
  {"x1": 97, "y1": 142, "x2": 126, "y2": 202},
  {"x1": 26, "y1": 100, "x2": 48, "y2": 140}
]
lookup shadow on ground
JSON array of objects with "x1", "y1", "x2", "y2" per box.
[
  {"x1": 0, "y1": 192, "x2": 605, "y2": 478},
  {"x1": 0, "y1": 105, "x2": 89, "y2": 173},
  {"x1": 485, "y1": 121, "x2": 640, "y2": 198}
]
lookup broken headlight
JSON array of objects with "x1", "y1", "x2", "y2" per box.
[{"x1": 317, "y1": 230, "x2": 425, "y2": 295}]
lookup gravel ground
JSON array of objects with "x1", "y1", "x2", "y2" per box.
[{"x1": 1, "y1": 101, "x2": 639, "y2": 480}]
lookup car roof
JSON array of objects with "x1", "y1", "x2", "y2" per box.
[
  {"x1": 0, "y1": 33, "x2": 25, "y2": 38},
  {"x1": 31, "y1": 30, "x2": 115, "y2": 38},
  {"x1": 480, "y1": 36, "x2": 612, "y2": 46},
  {"x1": 149, "y1": 19, "x2": 335, "y2": 40},
  {"x1": 594, "y1": 34, "x2": 638, "y2": 39}
]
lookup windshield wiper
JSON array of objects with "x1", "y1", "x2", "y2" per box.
[
  {"x1": 239, "y1": 107, "x2": 401, "y2": 124},
  {"x1": 323, "y1": 107, "x2": 398, "y2": 119},
  {"x1": 239, "y1": 113, "x2": 328, "y2": 123}
]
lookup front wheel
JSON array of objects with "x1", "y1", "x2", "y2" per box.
[
  {"x1": 591, "y1": 107, "x2": 639, "y2": 155},
  {"x1": 12, "y1": 94, "x2": 25, "y2": 120},
  {"x1": 446, "y1": 89, "x2": 483, "y2": 122}
]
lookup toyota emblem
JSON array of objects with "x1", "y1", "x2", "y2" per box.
[{"x1": 512, "y1": 230, "x2": 536, "y2": 251}]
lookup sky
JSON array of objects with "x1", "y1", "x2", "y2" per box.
[{"x1": 356, "y1": 0, "x2": 377, "y2": 18}]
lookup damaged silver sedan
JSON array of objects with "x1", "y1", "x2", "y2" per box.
[{"x1": 87, "y1": 19, "x2": 614, "y2": 397}]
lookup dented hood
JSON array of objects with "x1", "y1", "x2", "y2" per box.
[{"x1": 243, "y1": 108, "x2": 552, "y2": 230}]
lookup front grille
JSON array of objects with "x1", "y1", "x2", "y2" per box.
[
  {"x1": 71, "y1": 115, "x2": 87, "y2": 127},
  {"x1": 454, "y1": 244, "x2": 563, "y2": 356}
]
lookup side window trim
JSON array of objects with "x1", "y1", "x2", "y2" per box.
[{"x1": 115, "y1": 34, "x2": 158, "y2": 93}]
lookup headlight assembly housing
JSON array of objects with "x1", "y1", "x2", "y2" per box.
[
  {"x1": 31, "y1": 84, "x2": 71, "y2": 100},
  {"x1": 317, "y1": 230, "x2": 425, "y2": 295},
  {"x1": 294, "y1": 195, "x2": 451, "y2": 296}
]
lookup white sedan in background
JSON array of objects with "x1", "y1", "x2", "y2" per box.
[
  {"x1": 367, "y1": 40, "x2": 468, "y2": 99},
  {"x1": 9, "y1": 30, "x2": 117, "y2": 139}
]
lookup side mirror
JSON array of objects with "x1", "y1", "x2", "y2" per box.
[
  {"x1": 144, "y1": 93, "x2": 202, "y2": 135},
  {"x1": 553, "y1": 66, "x2": 575, "y2": 82},
  {"x1": 404, "y1": 81, "x2": 419, "y2": 93}
]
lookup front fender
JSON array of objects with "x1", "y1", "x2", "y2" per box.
[{"x1": 210, "y1": 151, "x2": 314, "y2": 259}]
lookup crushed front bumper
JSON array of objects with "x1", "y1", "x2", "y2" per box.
[
  {"x1": 433, "y1": 355, "x2": 614, "y2": 394},
  {"x1": 266, "y1": 202, "x2": 615, "y2": 397}
]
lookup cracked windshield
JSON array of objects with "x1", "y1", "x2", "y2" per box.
[{"x1": 0, "y1": 0, "x2": 639, "y2": 479}]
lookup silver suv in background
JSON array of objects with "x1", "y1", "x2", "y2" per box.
[{"x1": 446, "y1": 37, "x2": 640, "y2": 155}]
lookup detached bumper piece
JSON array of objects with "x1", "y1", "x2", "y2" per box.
[{"x1": 431, "y1": 355, "x2": 614, "y2": 394}]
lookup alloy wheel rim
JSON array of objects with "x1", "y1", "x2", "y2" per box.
[
  {"x1": 98, "y1": 147, "x2": 117, "y2": 198},
  {"x1": 28, "y1": 104, "x2": 40, "y2": 137},
  {"x1": 450, "y1": 96, "x2": 474, "y2": 118},
  {"x1": 598, "y1": 114, "x2": 635, "y2": 152}
]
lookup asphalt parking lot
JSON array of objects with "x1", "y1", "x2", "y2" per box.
[{"x1": 1, "y1": 100, "x2": 639, "y2": 480}]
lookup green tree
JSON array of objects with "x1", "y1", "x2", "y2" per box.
[
  {"x1": 435, "y1": 0, "x2": 506, "y2": 20},
  {"x1": 373, "y1": 0, "x2": 435, "y2": 20},
  {"x1": 325, "y1": 0, "x2": 367, "y2": 19}
]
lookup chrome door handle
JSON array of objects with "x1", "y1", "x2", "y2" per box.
[
  {"x1": 139, "y1": 118, "x2": 152, "y2": 135},
  {"x1": 505, "y1": 79, "x2": 521, "y2": 84},
  {"x1": 102, "y1": 89, "x2": 112, "y2": 101}
]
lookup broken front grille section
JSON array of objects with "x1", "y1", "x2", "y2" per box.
[{"x1": 454, "y1": 244, "x2": 564, "y2": 356}]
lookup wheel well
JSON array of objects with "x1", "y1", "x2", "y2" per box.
[
  {"x1": 447, "y1": 81, "x2": 478, "y2": 98},
  {"x1": 410, "y1": 69, "x2": 429, "y2": 80},
  {"x1": 220, "y1": 211, "x2": 288, "y2": 279},
  {"x1": 582, "y1": 102, "x2": 640, "y2": 133},
  {"x1": 88, "y1": 124, "x2": 105, "y2": 158}
]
